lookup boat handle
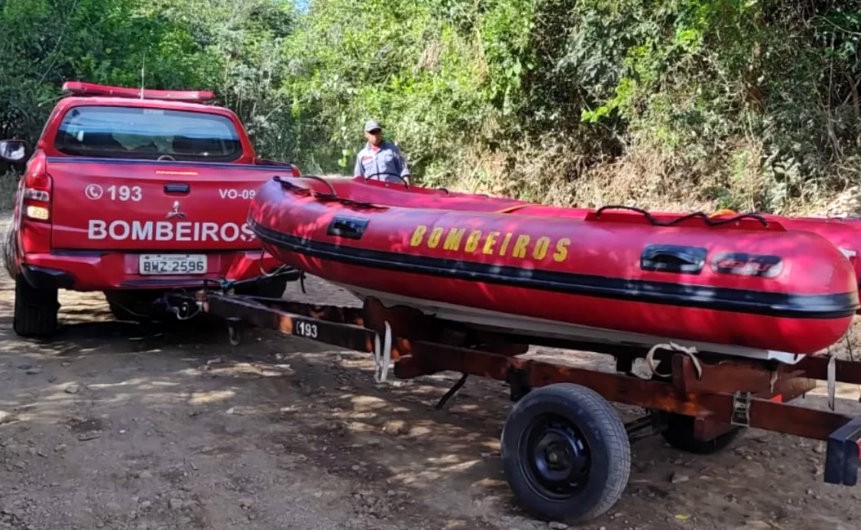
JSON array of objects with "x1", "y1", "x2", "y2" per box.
[
  {"x1": 640, "y1": 244, "x2": 707, "y2": 274},
  {"x1": 327, "y1": 216, "x2": 369, "y2": 240}
]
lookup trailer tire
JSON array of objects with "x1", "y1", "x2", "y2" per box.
[
  {"x1": 659, "y1": 412, "x2": 741, "y2": 454},
  {"x1": 13, "y1": 274, "x2": 59, "y2": 337},
  {"x1": 500, "y1": 383, "x2": 630, "y2": 524}
]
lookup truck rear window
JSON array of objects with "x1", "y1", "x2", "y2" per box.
[{"x1": 54, "y1": 106, "x2": 242, "y2": 161}]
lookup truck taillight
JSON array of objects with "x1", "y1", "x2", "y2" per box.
[
  {"x1": 22, "y1": 162, "x2": 52, "y2": 222},
  {"x1": 24, "y1": 188, "x2": 50, "y2": 202}
]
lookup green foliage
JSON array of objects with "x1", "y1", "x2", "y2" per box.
[
  {"x1": 1, "y1": 0, "x2": 859, "y2": 212},
  {"x1": 566, "y1": 0, "x2": 861, "y2": 211},
  {"x1": 144, "y1": 0, "x2": 300, "y2": 160},
  {"x1": 0, "y1": 0, "x2": 293, "y2": 153},
  {"x1": 281, "y1": 0, "x2": 481, "y2": 173}
]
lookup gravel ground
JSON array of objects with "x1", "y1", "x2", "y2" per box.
[{"x1": 1, "y1": 217, "x2": 860, "y2": 530}]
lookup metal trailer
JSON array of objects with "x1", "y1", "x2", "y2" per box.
[{"x1": 166, "y1": 279, "x2": 861, "y2": 525}]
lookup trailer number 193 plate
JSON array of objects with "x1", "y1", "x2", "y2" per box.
[
  {"x1": 139, "y1": 254, "x2": 207, "y2": 275},
  {"x1": 295, "y1": 320, "x2": 319, "y2": 339}
]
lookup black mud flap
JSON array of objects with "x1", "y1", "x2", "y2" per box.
[
  {"x1": 21, "y1": 264, "x2": 74, "y2": 289},
  {"x1": 824, "y1": 417, "x2": 861, "y2": 486}
]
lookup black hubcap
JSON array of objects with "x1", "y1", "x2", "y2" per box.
[{"x1": 522, "y1": 415, "x2": 591, "y2": 498}]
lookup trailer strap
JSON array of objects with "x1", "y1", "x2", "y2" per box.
[
  {"x1": 828, "y1": 353, "x2": 837, "y2": 411},
  {"x1": 373, "y1": 321, "x2": 393, "y2": 383},
  {"x1": 731, "y1": 392, "x2": 752, "y2": 427},
  {"x1": 643, "y1": 342, "x2": 702, "y2": 380}
]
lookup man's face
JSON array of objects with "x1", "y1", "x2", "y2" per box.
[{"x1": 365, "y1": 129, "x2": 383, "y2": 146}]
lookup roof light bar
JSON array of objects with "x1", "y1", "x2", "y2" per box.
[{"x1": 61, "y1": 81, "x2": 214, "y2": 103}]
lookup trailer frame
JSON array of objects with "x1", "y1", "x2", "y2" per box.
[{"x1": 168, "y1": 286, "x2": 861, "y2": 524}]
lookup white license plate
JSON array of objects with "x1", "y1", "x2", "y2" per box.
[{"x1": 139, "y1": 254, "x2": 207, "y2": 275}]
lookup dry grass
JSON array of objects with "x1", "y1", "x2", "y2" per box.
[
  {"x1": 571, "y1": 149, "x2": 719, "y2": 212},
  {"x1": 435, "y1": 135, "x2": 861, "y2": 218}
]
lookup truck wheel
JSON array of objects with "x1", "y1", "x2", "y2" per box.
[
  {"x1": 13, "y1": 274, "x2": 59, "y2": 337},
  {"x1": 658, "y1": 412, "x2": 741, "y2": 454},
  {"x1": 2, "y1": 221, "x2": 19, "y2": 279},
  {"x1": 500, "y1": 383, "x2": 631, "y2": 524}
]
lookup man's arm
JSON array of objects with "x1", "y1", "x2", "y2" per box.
[{"x1": 353, "y1": 150, "x2": 365, "y2": 177}]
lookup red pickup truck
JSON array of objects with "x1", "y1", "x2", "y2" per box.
[{"x1": 1, "y1": 82, "x2": 299, "y2": 337}]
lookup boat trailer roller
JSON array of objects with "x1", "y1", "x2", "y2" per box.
[{"x1": 167, "y1": 286, "x2": 861, "y2": 524}]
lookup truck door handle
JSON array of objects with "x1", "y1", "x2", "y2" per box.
[
  {"x1": 164, "y1": 183, "x2": 190, "y2": 194},
  {"x1": 640, "y1": 244, "x2": 707, "y2": 274}
]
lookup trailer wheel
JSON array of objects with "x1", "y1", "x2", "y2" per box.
[
  {"x1": 659, "y1": 412, "x2": 741, "y2": 454},
  {"x1": 13, "y1": 274, "x2": 59, "y2": 337},
  {"x1": 500, "y1": 383, "x2": 631, "y2": 524}
]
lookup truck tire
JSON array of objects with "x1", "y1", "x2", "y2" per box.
[
  {"x1": 2, "y1": 221, "x2": 19, "y2": 280},
  {"x1": 13, "y1": 274, "x2": 59, "y2": 337}
]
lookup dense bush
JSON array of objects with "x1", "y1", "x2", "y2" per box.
[{"x1": 1, "y1": 0, "x2": 858, "y2": 212}]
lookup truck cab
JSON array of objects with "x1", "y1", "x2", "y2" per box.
[{"x1": 1, "y1": 82, "x2": 299, "y2": 337}]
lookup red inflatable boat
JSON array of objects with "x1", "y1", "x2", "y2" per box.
[{"x1": 248, "y1": 176, "x2": 859, "y2": 358}]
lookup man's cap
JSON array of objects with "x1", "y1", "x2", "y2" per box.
[{"x1": 364, "y1": 119, "x2": 382, "y2": 132}]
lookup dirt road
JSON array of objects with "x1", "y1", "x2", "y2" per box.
[{"x1": 2, "y1": 236, "x2": 861, "y2": 529}]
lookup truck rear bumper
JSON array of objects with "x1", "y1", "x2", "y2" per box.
[{"x1": 21, "y1": 250, "x2": 284, "y2": 291}]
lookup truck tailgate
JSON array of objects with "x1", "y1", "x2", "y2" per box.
[{"x1": 48, "y1": 158, "x2": 286, "y2": 251}]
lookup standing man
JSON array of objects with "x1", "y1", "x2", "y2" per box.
[{"x1": 353, "y1": 119, "x2": 411, "y2": 183}]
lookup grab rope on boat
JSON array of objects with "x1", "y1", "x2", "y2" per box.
[
  {"x1": 362, "y1": 173, "x2": 410, "y2": 190},
  {"x1": 256, "y1": 254, "x2": 294, "y2": 279},
  {"x1": 594, "y1": 205, "x2": 769, "y2": 228},
  {"x1": 273, "y1": 175, "x2": 382, "y2": 210},
  {"x1": 642, "y1": 342, "x2": 702, "y2": 380},
  {"x1": 273, "y1": 175, "x2": 338, "y2": 199},
  {"x1": 373, "y1": 321, "x2": 393, "y2": 383}
]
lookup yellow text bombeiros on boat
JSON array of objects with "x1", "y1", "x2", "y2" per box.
[{"x1": 408, "y1": 225, "x2": 570, "y2": 262}]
